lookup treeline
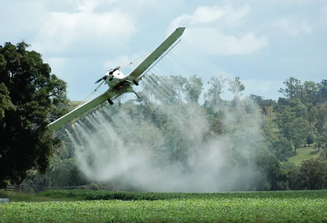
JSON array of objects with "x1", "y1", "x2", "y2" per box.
[
  {"x1": 23, "y1": 75, "x2": 327, "y2": 192},
  {"x1": 0, "y1": 42, "x2": 326, "y2": 192}
]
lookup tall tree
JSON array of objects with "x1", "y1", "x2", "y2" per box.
[
  {"x1": 318, "y1": 79, "x2": 327, "y2": 103},
  {"x1": 0, "y1": 42, "x2": 68, "y2": 188},
  {"x1": 278, "y1": 77, "x2": 302, "y2": 100},
  {"x1": 228, "y1": 77, "x2": 245, "y2": 98},
  {"x1": 204, "y1": 76, "x2": 226, "y2": 107},
  {"x1": 183, "y1": 75, "x2": 203, "y2": 104},
  {"x1": 301, "y1": 81, "x2": 320, "y2": 106},
  {"x1": 288, "y1": 118, "x2": 310, "y2": 151},
  {"x1": 228, "y1": 77, "x2": 245, "y2": 106}
]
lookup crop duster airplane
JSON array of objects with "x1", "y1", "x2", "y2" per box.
[{"x1": 48, "y1": 27, "x2": 186, "y2": 131}]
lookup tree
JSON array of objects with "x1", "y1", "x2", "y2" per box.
[
  {"x1": 317, "y1": 79, "x2": 327, "y2": 104},
  {"x1": 183, "y1": 75, "x2": 203, "y2": 104},
  {"x1": 314, "y1": 104, "x2": 327, "y2": 135},
  {"x1": 278, "y1": 77, "x2": 302, "y2": 100},
  {"x1": 289, "y1": 118, "x2": 310, "y2": 151},
  {"x1": 0, "y1": 83, "x2": 15, "y2": 120},
  {"x1": 314, "y1": 133, "x2": 327, "y2": 151},
  {"x1": 228, "y1": 77, "x2": 245, "y2": 106},
  {"x1": 280, "y1": 162, "x2": 300, "y2": 190},
  {"x1": 277, "y1": 97, "x2": 290, "y2": 113},
  {"x1": 269, "y1": 137, "x2": 293, "y2": 162},
  {"x1": 298, "y1": 158, "x2": 327, "y2": 190},
  {"x1": 204, "y1": 76, "x2": 226, "y2": 107},
  {"x1": 289, "y1": 98, "x2": 308, "y2": 120},
  {"x1": 301, "y1": 81, "x2": 320, "y2": 106},
  {"x1": 0, "y1": 42, "x2": 68, "y2": 188},
  {"x1": 249, "y1": 94, "x2": 264, "y2": 105},
  {"x1": 255, "y1": 152, "x2": 286, "y2": 190},
  {"x1": 276, "y1": 98, "x2": 311, "y2": 150},
  {"x1": 250, "y1": 94, "x2": 277, "y2": 107}
]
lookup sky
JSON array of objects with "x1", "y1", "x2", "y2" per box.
[{"x1": 1, "y1": 0, "x2": 327, "y2": 101}]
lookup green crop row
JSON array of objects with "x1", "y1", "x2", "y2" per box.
[
  {"x1": 38, "y1": 189, "x2": 327, "y2": 201},
  {"x1": 0, "y1": 192, "x2": 326, "y2": 223},
  {"x1": 0, "y1": 190, "x2": 325, "y2": 222}
]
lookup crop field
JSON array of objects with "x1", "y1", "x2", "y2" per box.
[{"x1": 0, "y1": 190, "x2": 326, "y2": 223}]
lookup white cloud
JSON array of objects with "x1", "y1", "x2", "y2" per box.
[
  {"x1": 183, "y1": 28, "x2": 268, "y2": 55},
  {"x1": 171, "y1": 4, "x2": 251, "y2": 28},
  {"x1": 225, "y1": 4, "x2": 251, "y2": 23},
  {"x1": 272, "y1": 17, "x2": 312, "y2": 36},
  {"x1": 74, "y1": 0, "x2": 118, "y2": 12},
  {"x1": 190, "y1": 6, "x2": 227, "y2": 24},
  {"x1": 169, "y1": 4, "x2": 267, "y2": 55},
  {"x1": 32, "y1": 2, "x2": 137, "y2": 56}
]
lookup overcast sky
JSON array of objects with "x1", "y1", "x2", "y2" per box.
[{"x1": 1, "y1": 0, "x2": 326, "y2": 101}]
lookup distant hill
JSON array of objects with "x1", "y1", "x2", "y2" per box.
[
  {"x1": 69, "y1": 101, "x2": 82, "y2": 107},
  {"x1": 288, "y1": 146, "x2": 321, "y2": 166}
]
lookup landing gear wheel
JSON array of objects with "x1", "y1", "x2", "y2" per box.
[
  {"x1": 133, "y1": 79, "x2": 139, "y2": 86},
  {"x1": 107, "y1": 99, "x2": 114, "y2": 105}
]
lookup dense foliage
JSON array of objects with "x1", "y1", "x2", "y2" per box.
[
  {"x1": 0, "y1": 42, "x2": 69, "y2": 188},
  {"x1": 0, "y1": 190, "x2": 326, "y2": 223}
]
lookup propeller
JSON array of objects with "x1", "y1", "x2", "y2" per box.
[
  {"x1": 95, "y1": 75, "x2": 106, "y2": 84},
  {"x1": 95, "y1": 66, "x2": 121, "y2": 84},
  {"x1": 109, "y1": 66, "x2": 120, "y2": 74}
]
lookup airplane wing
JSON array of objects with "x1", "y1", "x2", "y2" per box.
[
  {"x1": 128, "y1": 27, "x2": 185, "y2": 80},
  {"x1": 48, "y1": 27, "x2": 186, "y2": 131},
  {"x1": 48, "y1": 91, "x2": 116, "y2": 130}
]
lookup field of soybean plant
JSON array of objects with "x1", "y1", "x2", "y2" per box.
[{"x1": 0, "y1": 190, "x2": 326, "y2": 223}]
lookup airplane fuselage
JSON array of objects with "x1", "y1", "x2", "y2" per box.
[
  {"x1": 104, "y1": 70, "x2": 126, "y2": 87},
  {"x1": 102, "y1": 69, "x2": 136, "y2": 96}
]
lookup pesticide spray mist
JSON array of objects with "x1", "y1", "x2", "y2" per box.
[{"x1": 65, "y1": 74, "x2": 265, "y2": 192}]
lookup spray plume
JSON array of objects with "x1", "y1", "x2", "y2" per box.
[
  {"x1": 63, "y1": 45, "x2": 268, "y2": 192},
  {"x1": 64, "y1": 73, "x2": 264, "y2": 192}
]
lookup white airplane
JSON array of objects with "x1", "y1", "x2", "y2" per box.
[{"x1": 48, "y1": 27, "x2": 186, "y2": 130}]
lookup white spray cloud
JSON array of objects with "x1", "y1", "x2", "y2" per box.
[{"x1": 66, "y1": 75, "x2": 265, "y2": 192}]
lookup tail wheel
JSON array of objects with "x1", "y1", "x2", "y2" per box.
[
  {"x1": 133, "y1": 79, "x2": 139, "y2": 86},
  {"x1": 107, "y1": 99, "x2": 114, "y2": 105}
]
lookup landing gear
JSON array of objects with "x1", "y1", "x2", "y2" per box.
[
  {"x1": 107, "y1": 98, "x2": 114, "y2": 105},
  {"x1": 133, "y1": 79, "x2": 139, "y2": 86}
]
